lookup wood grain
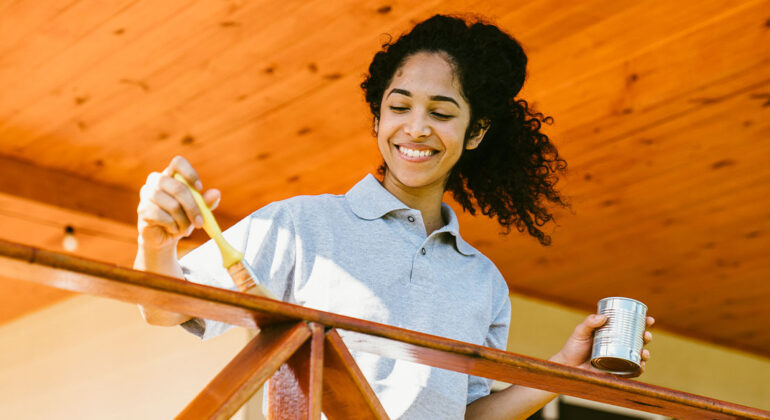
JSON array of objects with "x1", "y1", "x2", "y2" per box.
[
  {"x1": 1, "y1": 240, "x2": 767, "y2": 420},
  {"x1": 321, "y1": 329, "x2": 390, "y2": 420},
  {"x1": 177, "y1": 321, "x2": 311, "y2": 420},
  {"x1": 1, "y1": 0, "x2": 769, "y2": 398},
  {"x1": 267, "y1": 322, "x2": 324, "y2": 420}
]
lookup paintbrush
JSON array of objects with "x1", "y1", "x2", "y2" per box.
[{"x1": 174, "y1": 174, "x2": 277, "y2": 299}]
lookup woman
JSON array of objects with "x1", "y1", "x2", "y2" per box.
[{"x1": 135, "y1": 14, "x2": 653, "y2": 419}]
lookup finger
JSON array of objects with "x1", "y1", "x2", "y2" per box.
[
  {"x1": 138, "y1": 201, "x2": 180, "y2": 235},
  {"x1": 168, "y1": 155, "x2": 203, "y2": 190},
  {"x1": 572, "y1": 314, "x2": 607, "y2": 341},
  {"x1": 646, "y1": 316, "x2": 655, "y2": 328},
  {"x1": 641, "y1": 349, "x2": 650, "y2": 361},
  {"x1": 149, "y1": 189, "x2": 193, "y2": 234},
  {"x1": 203, "y1": 188, "x2": 221, "y2": 211},
  {"x1": 158, "y1": 174, "x2": 203, "y2": 228},
  {"x1": 644, "y1": 331, "x2": 653, "y2": 344}
]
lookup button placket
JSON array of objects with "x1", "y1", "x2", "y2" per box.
[{"x1": 410, "y1": 238, "x2": 438, "y2": 289}]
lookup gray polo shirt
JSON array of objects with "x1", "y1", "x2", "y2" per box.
[{"x1": 179, "y1": 174, "x2": 511, "y2": 419}]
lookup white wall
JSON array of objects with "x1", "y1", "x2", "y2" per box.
[{"x1": 0, "y1": 295, "x2": 261, "y2": 420}]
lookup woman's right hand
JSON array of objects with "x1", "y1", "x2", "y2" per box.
[{"x1": 137, "y1": 155, "x2": 221, "y2": 250}]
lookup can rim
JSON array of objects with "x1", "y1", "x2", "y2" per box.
[
  {"x1": 591, "y1": 356, "x2": 642, "y2": 376},
  {"x1": 598, "y1": 296, "x2": 648, "y2": 311}
]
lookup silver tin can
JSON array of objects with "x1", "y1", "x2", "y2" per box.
[{"x1": 591, "y1": 297, "x2": 647, "y2": 375}]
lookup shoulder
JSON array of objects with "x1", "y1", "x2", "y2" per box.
[
  {"x1": 245, "y1": 193, "x2": 354, "y2": 235},
  {"x1": 282, "y1": 193, "x2": 346, "y2": 210},
  {"x1": 465, "y1": 247, "x2": 509, "y2": 307},
  {"x1": 250, "y1": 193, "x2": 346, "y2": 218},
  {"x1": 454, "y1": 235, "x2": 505, "y2": 284},
  {"x1": 271, "y1": 193, "x2": 350, "y2": 221}
]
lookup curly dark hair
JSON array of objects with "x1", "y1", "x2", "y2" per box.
[{"x1": 361, "y1": 14, "x2": 568, "y2": 246}]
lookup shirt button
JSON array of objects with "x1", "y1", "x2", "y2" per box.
[
  {"x1": 421, "y1": 248, "x2": 426, "y2": 255},
  {"x1": 407, "y1": 216, "x2": 415, "y2": 222}
]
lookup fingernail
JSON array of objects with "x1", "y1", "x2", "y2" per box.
[
  {"x1": 195, "y1": 216, "x2": 203, "y2": 226},
  {"x1": 195, "y1": 180, "x2": 203, "y2": 190}
]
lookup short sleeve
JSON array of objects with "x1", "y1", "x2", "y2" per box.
[
  {"x1": 179, "y1": 200, "x2": 297, "y2": 340},
  {"x1": 466, "y1": 280, "x2": 511, "y2": 405}
]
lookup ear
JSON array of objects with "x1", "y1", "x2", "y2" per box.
[
  {"x1": 373, "y1": 117, "x2": 379, "y2": 136},
  {"x1": 465, "y1": 118, "x2": 491, "y2": 150}
]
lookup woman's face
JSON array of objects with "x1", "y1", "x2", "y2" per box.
[{"x1": 376, "y1": 51, "x2": 481, "y2": 194}]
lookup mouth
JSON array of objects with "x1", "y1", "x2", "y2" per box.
[{"x1": 395, "y1": 144, "x2": 438, "y2": 161}]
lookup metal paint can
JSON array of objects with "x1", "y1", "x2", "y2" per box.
[{"x1": 591, "y1": 297, "x2": 647, "y2": 375}]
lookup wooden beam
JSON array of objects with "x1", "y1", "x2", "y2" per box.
[
  {"x1": 178, "y1": 321, "x2": 311, "y2": 420},
  {"x1": 0, "y1": 180, "x2": 140, "y2": 323},
  {"x1": 1, "y1": 240, "x2": 768, "y2": 420},
  {"x1": 0, "y1": 153, "x2": 237, "y2": 238},
  {"x1": 0, "y1": 153, "x2": 240, "y2": 324},
  {"x1": 321, "y1": 329, "x2": 389, "y2": 420},
  {"x1": 267, "y1": 322, "x2": 325, "y2": 420},
  {"x1": 0, "y1": 153, "x2": 138, "y2": 225}
]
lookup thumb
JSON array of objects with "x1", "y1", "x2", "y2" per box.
[
  {"x1": 203, "y1": 189, "x2": 221, "y2": 211},
  {"x1": 573, "y1": 314, "x2": 607, "y2": 341}
]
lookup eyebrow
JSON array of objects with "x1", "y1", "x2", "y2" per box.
[{"x1": 386, "y1": 88, "x2": 460, "y2": 108}]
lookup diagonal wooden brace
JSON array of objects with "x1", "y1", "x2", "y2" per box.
[
  {"x1": 177, "y1": 322, "x2": 311, "y2": 420},
  {"x1": 322, "y1": 329, "x2": 389, "y2": 420}
]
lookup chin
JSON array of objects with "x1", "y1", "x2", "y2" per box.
[{"x1": 389, "y1": 170, "x2": 443, "y2": 190}]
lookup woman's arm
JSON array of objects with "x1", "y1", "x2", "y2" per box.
[
  {"x1": 465, "y1": 314, "x2": 654, "y2": 419},
  {"x1": 134, "y1": 156, "x2": 221, "y2": 326},
  {"x1": 134, "y1": 244, "x2": 191, "y2": 326}
]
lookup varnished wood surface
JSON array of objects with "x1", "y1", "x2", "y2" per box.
[
  {"x1": 267, "y1": 322, "x2": 325, "y2": 420},
  {"x1": 2, "y1": 240, "x2": 767, "y2": 420},
  {"x1": 178, "y1": 322, "x2": 311, "y2": 420},
  {"x1": 321, "y1": 329, "x2": 390, "y2": 420},
  {"x1": 307, "y1": 324, "x2": 324, "y2": 420},
  {"x1": 0, "y1": 0, "x2": 768, "y2": 359}
]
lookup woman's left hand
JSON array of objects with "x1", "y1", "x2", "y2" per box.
[{"x1": 550, "y1": 314, "x2": 655, "y2": 378}]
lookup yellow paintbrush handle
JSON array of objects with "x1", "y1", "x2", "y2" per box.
[{"x1": 173, "y1": 174, "x2": 242, "y2": 268}]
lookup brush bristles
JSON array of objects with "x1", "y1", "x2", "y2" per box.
[{"x1": 227, "y1": 261, "x2": 277, "y2": 299}]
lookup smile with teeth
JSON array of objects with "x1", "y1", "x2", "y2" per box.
[{"x1": 397, "y1": 145, "x2": 437, "y2": 158}]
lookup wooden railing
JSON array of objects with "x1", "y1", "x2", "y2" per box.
[{"x1": 1, "y1": 239, "x2": 768, "y2": 420}]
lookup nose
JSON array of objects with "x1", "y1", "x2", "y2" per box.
[{"x1": 403, "y1": 111, "x2": 431, "y2": 139}]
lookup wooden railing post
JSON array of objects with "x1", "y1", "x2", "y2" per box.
[{"x1": 267, "y1": 322, "x2": 325, "y2": 420}]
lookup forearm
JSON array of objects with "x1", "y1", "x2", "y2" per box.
[
  {"x1": 465, "y1": 353, "x2": 570, "y2": 420},
  {"x1": 465, "y1": 384, "x2": 557, "y2": 420},
  {"x1": 134, "y1": 243, "x2": 192, "y2": 326}
]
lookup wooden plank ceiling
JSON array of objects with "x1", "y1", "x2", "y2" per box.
[{"x1": 0, "y1": 0, "x2": 768, "y2": 357}]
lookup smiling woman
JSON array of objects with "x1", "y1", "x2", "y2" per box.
[
  {"x1": 362, "y1": 15, "x2": 568, "y2": 246},
  {"x1": 374, "y1": 52, "x2": 483, "y2": 231},
  {"x1": 134, "y1": 13, "x2": 653, "y2": 420}
]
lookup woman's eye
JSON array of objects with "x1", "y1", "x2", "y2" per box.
[
  {"x1": 389, "y1": 106, "x2": 409, "y2": 112},
  {"x1": 432, "y1": 112, "x2": 453, "y2": 120}
]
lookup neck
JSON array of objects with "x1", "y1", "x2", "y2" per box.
[{"x1": 381, "y1": 172, "x2": 446, "y2": 235}]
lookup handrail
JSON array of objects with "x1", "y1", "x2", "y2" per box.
[{"x1": 1, "y1": 239, "x2": 768, "y2": 420}]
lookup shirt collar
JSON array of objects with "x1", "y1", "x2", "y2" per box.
[
  {"x1": 437, "y1": 202, "x2": 478, "y2": 256},
  {"x1": 346, "y1": 174, "x2": 478, "y2": 256}
]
